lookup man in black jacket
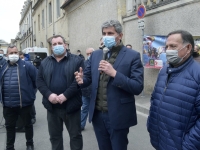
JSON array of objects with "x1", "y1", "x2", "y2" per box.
[
  {"x1": 36, "y1": 35, "x2": 84, "y2": 150},
  {"x1": 77, "y1": 50, "x2": 85, "y2": 60}
]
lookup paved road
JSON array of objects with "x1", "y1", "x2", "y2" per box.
[{"x1": 0, "y1": 92, "x2": 154, "y2": 150}]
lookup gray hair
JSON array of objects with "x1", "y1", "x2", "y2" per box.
[
  {"x1": 7, "y1": 45, "x2": 18, "y2": 54},
  {"x1": 101, "y1": 20, "x2": 122, "y2": 34}
]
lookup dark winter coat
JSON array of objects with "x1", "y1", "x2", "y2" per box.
[
  {"x1": 147, "y1": 57, "x2": 200, "y2": 150},
  {"x1": 36, "y1": 53, "x2": 84, "y2": 114},
  {"x1": 0, "y1": 59, "x2": 37, "y2": 107}
]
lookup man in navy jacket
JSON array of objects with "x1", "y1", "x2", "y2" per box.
[
  {"x1": 0, "y1": 45, "x2": 37, "y2": 150},
  {"x1": 75, "y1": 20, "x2": 144, "y2": 150},
  {"x1": 147, "y1": 30, "x2": 200, "y2": 150}
]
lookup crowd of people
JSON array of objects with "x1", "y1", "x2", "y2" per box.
[{"x1": 0, "y1": 19, "x2": 200, "y2": 150}]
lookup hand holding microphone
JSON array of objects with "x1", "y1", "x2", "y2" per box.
[{"x1": 98, "y1": 47, "x2": 117, "y2": 77}]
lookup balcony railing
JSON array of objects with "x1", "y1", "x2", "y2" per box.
[{"x1": 126, "y1": 0, "x2": 180, "y2": 16}]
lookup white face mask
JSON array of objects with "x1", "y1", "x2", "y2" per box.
[
  {"x1": 0, "y1": 54, "x2": 3, "y2": 59},
  {"x1": 8, "y1": 54, "x2": 19, "y2": 63},
  {"x1": 166, "y1": 45, "x2": 188, "y2": 65}
]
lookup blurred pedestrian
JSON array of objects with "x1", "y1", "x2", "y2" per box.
[
  {"x1": 81, "y1": 47, "x2": 94, "y2": 131},
  {"x1": 19, "y1": 51, "x2": 25, "y2": 60},
  {"x1": 37, "y1": 35, "x2": 84, "y2": 150},
  {"x1": 126, "y1": 44, "x2": 132, "y2": 49},
  {"x1": 1, "y1": 45, "x2": 37, "y2": 150},
  {"x1": 193, "y1": 44, "x2": 200, "y2": 63},
  {"x1": 75, "y1": 19, "x2": 144, "y2": 150},
  {"x1": 77, "y1": 50, "x2": 85, "y2": 60},
  {"x1": 0, "y1": 49, "x2": 6, "y2": 67},
  {"x1": 147, "y1": 30, "x2": 200, "y2": 150},
  {"x1": 33, "y1": 55, "x2": 42, "y2": 69}
]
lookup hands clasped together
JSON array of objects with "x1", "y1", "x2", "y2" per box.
[
  {"x1": 48, "y1": 93, "x2": 67, "y2": 104},
  {"x1": 74, "y1": 60, "x2": 117, "y2": 84}
]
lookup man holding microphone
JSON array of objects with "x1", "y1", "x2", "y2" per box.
[{"x1": 75, "y1": 19, "x2": 144, "y2": 150}]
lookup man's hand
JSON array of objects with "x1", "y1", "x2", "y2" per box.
[
  {"x1": 98, "y1": 60, "x2": 117, "y2": 77},
  {"x1": 74, "y1": 67, "x2": 84, "y2": 84},
  {"x1": 57, "y1": 94, "x2": 67, "y2": 104},
  {"x1": 48, "y1": 93, "x2": 59, "y2": 104}
]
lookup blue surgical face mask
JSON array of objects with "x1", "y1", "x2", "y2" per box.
[
  {"x1": 53, "y1": 45, "x2": 65, "y2": 55},
  {"x1": 103, "y1": 36, "x2": 116, "y2": 49}
]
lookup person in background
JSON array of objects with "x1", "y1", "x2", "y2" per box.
[
  {"x1": 19, "y1": 51, "x2": 25, "y2": 60},
  {"x1": 99, "y1": 37, "x2": 104, "y2": 49},
  {"x1": 81, "y1": 47, "x2": 94, "y2": 131},
  {"x1": 147, "y1": 30, "x2": 200, "y2": 150},
  {"x1": 77, "y1": 50, "x2": 85, "y2": 60},
  {"x1": 19, "y1": 51, "x2": 37, "y2": 125},
  {"x1": 193, "y1": 44, "x2": 200, "y2": 63},
  {"x1": 37, "y1": 35, "x2": 84, "y2": 150},
  {"x1": 126, "y1": 44, "x2": 132, "y2": 49},
  {"x1": 75, "y1": 19, "x2": 144, "y2": 150},
  {"x1": 0, "y1": 49, "x2": 6, "y2": 66},
  {"x1": 1, "y1": 45, "x2": 37, "y2": 150},
  {"x1": 33, "y1": 55, "x2": 42, "y2": 69}
]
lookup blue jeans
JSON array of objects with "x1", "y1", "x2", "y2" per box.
[{"x1": 81, "y1": 96, "x2": 90, "y2": 129}]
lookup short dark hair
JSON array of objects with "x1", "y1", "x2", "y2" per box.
[
  {"x1": 50, "y1": 35, "x2": 66, "y2": 45},
  {"x1": 0, "y1": 49, "x2": 4, "y2": 53},
  {"x1": 167, "y1": 30, "x2": 194, "y2": 53},
  {"x1": 19, "y1": 51, "x2": 24, "y2": 55},
  {"x1": 77, "y1": 50, "x2": 81, "y2": 52}
]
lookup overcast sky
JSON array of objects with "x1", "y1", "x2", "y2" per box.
[{"x1": 0, "y1": 0, "x2": 25, "y2": 43}]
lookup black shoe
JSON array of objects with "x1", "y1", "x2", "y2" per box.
[
  {"x1": 31, "y1": 118, "x2": 36, "y2": 124},
  {"x1": 81, "y1": 127, "x2": 84, "y2": 131},
  {"x1": 26, "y1": 145, "x2": 34, "y2": 150}
]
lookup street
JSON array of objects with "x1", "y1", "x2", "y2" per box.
[{"x1": 0, "y1": 92, "x2": 154, "y2": 150}]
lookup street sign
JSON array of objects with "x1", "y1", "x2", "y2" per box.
[
  {"x1": 137, "y1": 5, "x2": 146, "y2": 19},
  {"x1": 138, "y1": 19, "x2": 145, "y2": 29}
]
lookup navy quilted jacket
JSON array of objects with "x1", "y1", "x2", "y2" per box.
[
  {"x1": 147, "y1": 57, "x2": 200, "y2": 150},
  {"x1": 0, "y1": 59, "x2": 37, "y2": 107}
]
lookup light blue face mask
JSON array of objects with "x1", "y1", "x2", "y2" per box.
[
  {"x1": 53, "y1": 45, "x2": 65, "y2": 55},
  {"x1": 103, "y1": 36, "x2": 116, "y2": 49}
]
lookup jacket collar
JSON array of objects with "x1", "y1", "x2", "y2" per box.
[{"x1": 166, "y1": 56, "x2": 193, "y2": 74}]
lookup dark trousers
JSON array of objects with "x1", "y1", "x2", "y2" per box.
[
  {"x1": 31, "y1": 104, "x2": 36, "y2": 119},
  {"x1": 3, "y1": 105, "x2": 34, "y2": 150},
  {"x1": 47, "y1": 108, "x2": 83, "y2": 150},
  {"x1": 92, "y1": 110, "x2": 129, "y2": 150}
]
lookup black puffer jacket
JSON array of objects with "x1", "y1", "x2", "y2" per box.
[{"x1": 36, "y1": 53, "x2": 84, "y2": 114}]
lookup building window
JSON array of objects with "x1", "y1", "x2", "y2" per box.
[
  {"x1": 56, "y1": 0, "x2": 60, "y2": 18},
  {"x1": 38, "y1": 14, "x2": 40, "y2": 31},
  {"x1": 49, "y1": 2, "x2": 52, "y2": 23},
  {"x1": 42, "y1": 9, "x2": 45, "y2": 28}
]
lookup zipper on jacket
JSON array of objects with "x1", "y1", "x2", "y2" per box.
[
  {"x1": 157, "y1": 73, "x2": 171, "y2": 146},
  {"x1": 16, "y1": 63, "x2": 22, "y2": 108}
]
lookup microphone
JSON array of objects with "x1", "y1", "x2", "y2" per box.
[
  {"x1": 102, "y1": 46, "x2": 109, "y2": 60},
  {"x1": 100, "y1": 46, "x2": 109, "y2": 74}
]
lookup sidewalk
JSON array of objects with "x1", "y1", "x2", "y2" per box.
[{"x1": 135, "y1": 94, "x2": 151, "y2": 116}]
